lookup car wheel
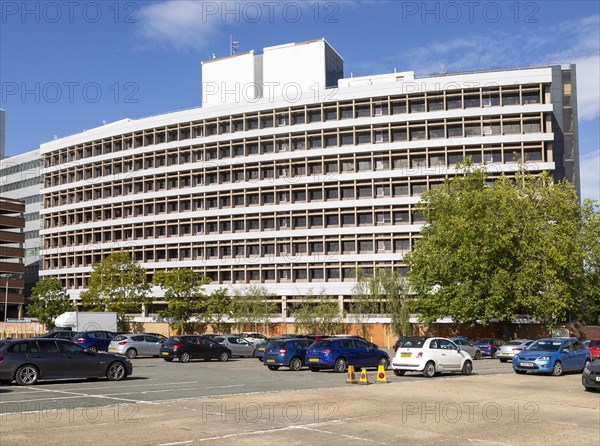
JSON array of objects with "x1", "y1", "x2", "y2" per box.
[
  {"x1": 393, "y1": 370, "x2": 405, "y2": 376},
  {"x1": 15, "y1": 365, "x2": 39, "y2": 386},
  {"x1": 125, "y1": 348, "x2": 137, "y2": 359},
  {"x1": 88, "y1": 346, "x2": 97, "y2": 352},
  {"x1": 258, "y1": 358, "x2": 263, "y2": 362},
  {"x1": 164, "y1": 358, "x2": 173, "y2": 362},
  {"x1": 218, "y1": 352, "x2": 229, "y2": 362},
  {"x1": 551, "y1": 361, "x2": 563, "y2": 376},
  {"x1": 422, "y1": 361, "x2": 436, "y2": 378},
  {"x1": 289, "y1": 357, "x2": 302, "y2": 371},
  {"x1": 106, "y1": 362, "x2": 127, "y2": 381},
  {"x1": 267, "y1": 365, "x2": 280, "y2": 371},
  {"x1": 499, "y1": 358, "x2": 508, "y2": 363},
  {"x1": 462, "y1": 360, "x2": 473, "y2": 375},
  {"x1": 179, "y1": 352, "x2": 191, "y2": 363},
  {"x1": 378, "y1": 357, "x2": 389, "y2": 370},
  {"x1": 334, "y1": 358, "x2": 348, "y2": 373},
  {"x1": 310, "y1": 367, "x2": 320, "y2": 372},
  {"x1": 474, "y1": 351, "x2": 481, "y2": 360}
]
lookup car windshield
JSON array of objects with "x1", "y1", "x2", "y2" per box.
[
  {"x1": 528, "y1": 340, "x2": 562, "y2": 352},
  {"x1": 399, "y1": 337, "x2": 427, "y2": 349},
  {"x1": 589, "y1": 340, "x2": 600, "y2": 348},
  {"x1": 311, "y1": 340, "x2": 333, "y2": 349},
  {"x1": 113, "y1": 335, "x2": 127, "y2": 341}
]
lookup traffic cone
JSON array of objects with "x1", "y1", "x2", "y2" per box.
[
  {"x1": 358, "y1": 368, "x2": 370, "y2": 385},
  {"x1": 376, "y1": 365, "x2": 388, "y2": 383},
  {"x1": 346, "y1": 365, "x2": 357, "y2": 384}
]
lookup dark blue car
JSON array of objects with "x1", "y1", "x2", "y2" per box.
[
  {"x1": 263, "y1": 338, "x2": 313, "y2": 371},
  {"x1": 304, "y1": 337, "x2": 390, "y2": 373},
  {"x1": 513, "y1": 338, "x2": 591, "y2": 376},
  {"x1": 473, "y1": 338, "x2": 504, "y2": 359},
  {"x1": 73, "y1": 331, "x2": 121, "y2": 352}
]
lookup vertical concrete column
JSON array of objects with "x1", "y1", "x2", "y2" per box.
[
  {"x1": 338, "y1": 295, "x2": 344, "y2": 318},
  {"x1": 18, "y1": 304, "x2": 23, "y2": 320},
  {"x1": 281, "y1": 296, "x2": 287, "y2": 320}
]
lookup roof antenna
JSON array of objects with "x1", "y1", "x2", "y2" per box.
[
  {"x1": 440, "y1": 64, "x2": 447, "y2": 75},
  {"x1": 230, "y1": 35, "x2": 239, "y2": 55}
]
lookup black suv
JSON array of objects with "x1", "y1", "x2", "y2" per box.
[{"x1": 160, "y1": 335, "x2": 231, "y2": 363}]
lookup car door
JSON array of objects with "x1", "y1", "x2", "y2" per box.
[
  {"x1": 58, "y1": 341, "x2": 100, "y2": 377},
  {"x1": 32, "y1": 340, "x2": 66, "y2": 378},
  {"x1": 354, "y1": 339, "x2": 377, "y2": 368},
  {"x1": 559, "y1": 341, "x2": 577, "y2": 370},
  {"x1": 572, "y1": 341, "x2": 588, "y2": 369},
  {"x1": 226, "y1": 337, "x2": 242, "y2": 356},
  {"x1": 427, "y1": 338, "x2": 445, "y2": 368},
  {"x1": 339, "y1": 339, "x2": 360, "y2": 367},
  {"x1": 436, "y1": 339, "x2": 461, "y2": 370},
  {"x1": 235, "y1": 338, "x2": 254, "y2": 356},
  {"x1": 144, "y1": 335, "x2": 162, "y2": 356}
]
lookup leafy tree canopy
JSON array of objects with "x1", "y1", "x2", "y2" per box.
[
  {"x1": 406, "y1": 162, "x2": 598, "y2": 327},
  {"x1": 27, "y1": 277, "x2": 75, "y2": 330}
]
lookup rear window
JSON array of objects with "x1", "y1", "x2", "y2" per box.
[
  {"x1": 476, "y1": 339, "x2": 494, "y2": 344},
  {"x1": 311, "y1": 340, "x2": 333, "y2": 349},
  {"x1": 505, "y1": 341, "x2": 523, "y2": 346},
  {"x1": 213, "y1": 337, "x2": 225, "y2": 343},
  {"x1": 589, "y1": 340, "x2": 600, "y2": 348},
  {"x1": 113, "y1": 335, "x2": 127, "y2": 341},
  {"x1": 7, "y1": 342, "x2": 29, "y2": 353},
  {"x1": 73, "y1": 332, "x2": 85, "y2": 339},
  {"x1": 167, "y1": 337, "x2": 183, "y2": 343},
  {"x1": 269, "y1": 341, "x2": 285, "y2": 349},
  {"x1": 399, "y1": 337, "x2": 427, "y2": 349}
]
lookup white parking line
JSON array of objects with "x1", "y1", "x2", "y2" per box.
[
  {"x1": 106, "y1": 384, "x2": 246, "y2": 396},
  {"x1": 16, "y1": 387, "x2": 155, "y2": 404},
  {"x1": 158, "y1": 419, "x2": 353, "y2": 445},
  {"x1": 3, "y1": 380, "x2": 201, "y2": 394}
]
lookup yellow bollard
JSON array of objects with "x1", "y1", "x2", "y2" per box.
[{"x1": 387, "y1": 336, "x2": 391, "y2": 349}]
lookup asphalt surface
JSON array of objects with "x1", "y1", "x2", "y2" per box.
[{"x1": 1, "y1": 354, "x2": 598, "y2": 445}]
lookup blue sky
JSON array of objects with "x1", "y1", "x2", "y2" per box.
[{"x1": 1, "y1": 0, "x2": 598, "y2": 200}]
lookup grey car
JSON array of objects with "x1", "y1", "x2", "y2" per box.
[
  {"x1": 108, "y1": 333, "x2": 167, "y2": 359},
  {"x1": 213, "y1": 336, "x2": 256, "y2": 357},
  {"x1": 497, "y1": 339, "x2": 534, "y2": 362},
  {"x1": 450, "y1": 338, "x2": 482, "y2": 360}
]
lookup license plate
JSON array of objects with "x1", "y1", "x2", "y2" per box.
[
  {"x1": 401, "y1": 353, "x2": 411, "y2": 358},
  {"x1": 309, "y1": 358, "x2": 319, "y2": 363},
  {"x1": 500, "y1": 353, "x2": 510, "y2": 356},
  {"x1": 162, "y1": 352, "x2": 169, "y2": 356},
  {"x1": 258, "y1": 348, "x2": 265, "y2": 351},
  {"x1": 520, "y1": 362, "x2": 534, "y2": 367},
  {"x1": 266, "y1": 359, "x2": 275, "y2": 363},
  {"x1": 596, "y1": 377, "x2": 600, "y2": 382},
  {"x1": 109, "y1": 348, "x2": 116, "y2": 352}
]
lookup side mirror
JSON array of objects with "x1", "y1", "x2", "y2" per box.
[{"x1": 457, "y1": 347, "x2": 461, "y2": 353}]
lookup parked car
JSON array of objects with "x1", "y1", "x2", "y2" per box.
[
  {"x1": 304, "y1": 337, "x2": 389, "y2": 373},
  {"x1": 450, "y1": 337, "x2": 482, "y2": 360},
  {"x1": 38, "y1": 330, "x2": 75, "y2": 340},
  {"x1": 0, "y1": 338, "x2": 131, "y2": 386},
  {"x1": 72, "y1": 331, "x2": 123, "y2": 352},
  {"x1": 496, "y1": 340, "x2": 534, "y2": 362},
  {"x1": 213, "y1": 336, "x2": 256, "y2": 357},
  {"x1": 159, "y1": 335, "x2": 231, "y2": 363},
  {"x1": 513, "y1": 338, "x2": 591, "y2": 376},
  {"x1": 263, "y1": 338, "x2": 314, "y2": 371},
  {"x1": 473, "y1": 338, "x2": 504, "y2": 359},
  {"x1": 238, "y1": 332, "x2": 268, "y2": 344},
  {"x1": 391, "y1": 336, "x2": 473, "y2": 378},
  {"x1": 108, "y1": 333, "x2": 166, "y2": 358},
  {"x1": 587, "y1": 339, "x2": 600, "y2": 359},
  {"x1": 582, "y1": 359, "x2": 600, "y2": 391}
]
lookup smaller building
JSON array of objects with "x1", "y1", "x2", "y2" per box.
[{"x1": 0, "y1": 197, "x2": 25, "y2": 319}]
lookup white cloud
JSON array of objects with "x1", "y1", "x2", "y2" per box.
[
  {"x1": 574, "y1": 55, "x2": 600, "y2": 121},
  {"x1": 579, "y1": 150, "x2": 600, "y2": 202}
]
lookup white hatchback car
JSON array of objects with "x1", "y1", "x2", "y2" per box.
[{"x1": 391, "y1": 336, "x2": 474, "y2": 378}]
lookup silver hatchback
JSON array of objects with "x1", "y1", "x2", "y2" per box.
[
  {"x1": 108, "y1": 333, "x2": 167, "y2": 359},
  {"x1": 497, "y1": 339, "x2": 534, "y2": 362},
  {"x1": 213, "y1": 336, "x2": 256, "y2": 357}
]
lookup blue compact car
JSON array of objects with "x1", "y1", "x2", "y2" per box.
[
  {"x1": 72, "y1": 331, "x2": 121, "y2": 352},
  {"x1": 513, "y1": 338, "x2": 591, "y2": 376},
  {"x1": 304, "y1": 337, "x2": 390, "y2": 373},
  {"x1": 473, "y1": 338, "x2": 504, "y2": 359},
  {"x1": 263, "y1": 338, "x2": 313, "y2": 371}
]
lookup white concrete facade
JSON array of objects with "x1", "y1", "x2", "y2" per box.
[{"x1": 38, "y1": 41, "x2": 578, "y2": 316}]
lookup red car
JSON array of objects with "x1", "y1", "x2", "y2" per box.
[{"x1": 588, "y1": 339, "x2": 600, "y2": 358}]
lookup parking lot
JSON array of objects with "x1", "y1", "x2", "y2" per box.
[{"x1": 1, "y1": 354, "x2": 598, "y2": 445}]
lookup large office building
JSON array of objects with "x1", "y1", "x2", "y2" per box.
[
  {"x1": 39, "y1": 39, "x2": 579, "y2": 316},
  {"x1": 0, "y1": 150, "x2": 43, "y2": 296}
]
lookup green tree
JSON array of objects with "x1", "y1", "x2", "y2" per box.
[
  {"x1": 292, "y1": 289, "x2": 345, "y2": 334},
  {"x1": 351, "y1": 269, "x2": 383, "y2": 338},
  {"x1": 203, "y1": 288, "x2": 232, "y2": 334},
  {"x1": 153, "y1": 268, "x2": 210, "y2": 335},
  {"x1": 27, "y1": 277, "x2": 75, "y2": 330},
  {"x1": 580, "y1": 200, "x2": 600, "y2": 324},
  {"x1": 231, "y1": 286, "x2": 278, "y2": 333},
  {"x1": 406, "y1": 161, "x2": 598, "y2": 331},
  {"x1": 81, "y1": 252, "x2": 151, "y2": 331}
]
